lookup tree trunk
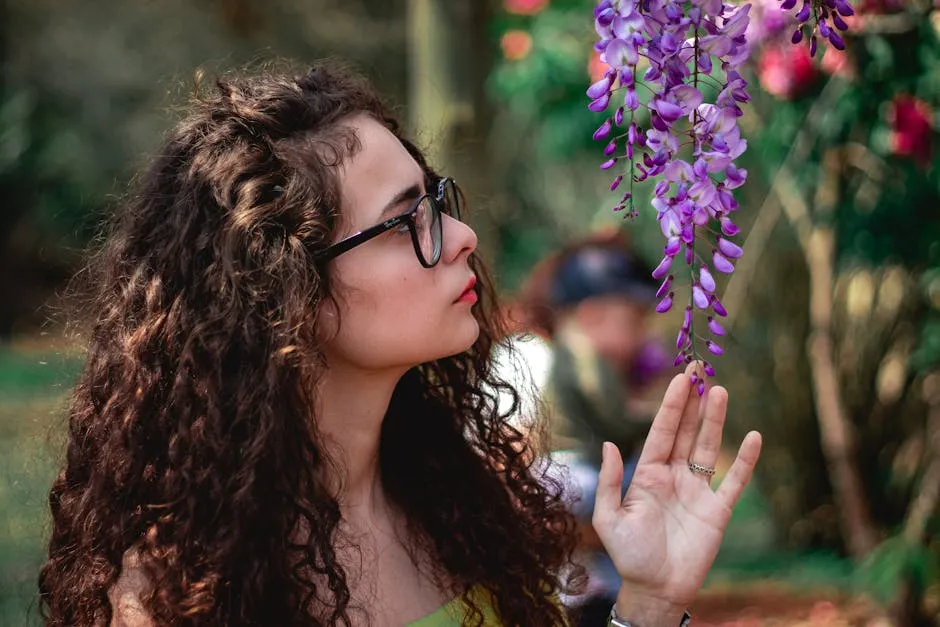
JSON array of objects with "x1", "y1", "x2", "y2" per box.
[{"x1": 804, "y1": 150, "x2": 879, "y2": 559}]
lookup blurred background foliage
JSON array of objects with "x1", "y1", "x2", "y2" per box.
[{"x1": 1, "y1": 0, "x2": 940, "y2": 624}]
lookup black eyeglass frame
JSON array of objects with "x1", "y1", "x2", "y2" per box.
[{"x1": 315, "y1": 177, "x2": 461, "y2": 268}]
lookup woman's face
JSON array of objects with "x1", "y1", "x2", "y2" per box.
[{"x1": 320, "y1": 115, "x2": 480, "y2": 372}]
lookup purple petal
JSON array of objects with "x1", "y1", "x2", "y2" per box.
[
  {"x1": 673, "y1": 352, "x2": 685, "y2": 367},
  {"x1": 600, "y1": 158, "x2": 617, "y2": 170},
  {"x1": 654, "y1": 99, "x2": 684, "y2": 123},
  {"x1": 791, "y1": 28, "x2": 804, "y2": 44},
  {"x1": 717, "y1": 236, "x2": 743, "y2": 259},
  {"x1": 615, "y1": 106, "x2": 625, "y2": 126},
  {"x1": 835, "y1": 0, "x2": 854, "y2": 16},
  {"x1": 660, "y1": 32, "x2": 679, "y2": 56},
  {"x1": 586, "y1": 75, "x2": 612, "y2": 100},
  {"x1": 656, "y1": 292, "x2": 674, "y2": 313},
  {"x1": 693, "y1": 284, "x2": 709, "y2": 309},
  {"x1": 696, "y1": 380, "x2": 705, "y2": 396},
  {"x1": 706, "y1": 340, "x2": 723, "y2": 356},
  {"x1": 700, "y1": 266, "x2": 717, "y2": 292},
  {"x1": 711, "y1": 295, "x2": 728, "y2": 317},
  {"x1": 708, "y1": 316, "x2": 726, "y2": 336},
  {"x1": 676, "y1": 328, "x2": 689, "y2": 350},
  {"x1": 780, "y1": 0, "x2": 797, "y2": 9},
  {"x1": 698, "y1": 52, "x2": 712, "y2": 74},
  {"x1": 810, "y1": 35, "x2": 818, "y2": 57},
  {"x1": 589, "y1": 93, "x2": 611, "y2": 112},
  {"x1": 683, "y1": 306, "x2": 693, "y2": 331},
  {"x1": 713, "y1": 250, "x2": 735, "y2": 274},
  {"x1": 828, "y1": 30, "x2": 845, "y2": 50},
  {"x1": 624, "y1": 88, "x2": 640, "y2": 111},
  {"x1": 796, "y1": 1, "x2": 812, "y2": 23},
  {"x1": 684, "y1": 244, "x2": 694, "y2": 265},
  {"x1": 610, "y1": 175, "x2": 623, "y2": 191},
  {"x1": 652, "y1": 255, "x2": 673, "y2": 279},
  {"x1": 720, "y1": 216, "x2": 740, "y2": 236},
  {"x1": 604, "y1": 140, "x2": 617, "y2": 156},
  {"x1": 664, "y1": 236, "x2": 682, "y2": 257},
  {"x1": 656, "y1": 274, "x2": 673, "y2": 299},
  {"x1": 593, "y1": 118, "x2": 612, "y2": 141},
  {"x1": 704, "y1": 362, "x2": 716, "y2": 377}
]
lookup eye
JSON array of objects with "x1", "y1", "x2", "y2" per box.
[{"x1": 393, "y1": 222, "x2": 411, "y2": 235}]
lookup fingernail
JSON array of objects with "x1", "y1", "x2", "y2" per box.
[{"x1": 602, "y1": 441, "x2": 611, "y2": 463}]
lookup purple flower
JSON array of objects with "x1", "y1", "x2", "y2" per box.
[{"x1": 587, "y1": 0, "x2": 756, "y2": 378}]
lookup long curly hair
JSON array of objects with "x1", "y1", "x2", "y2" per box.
[{"x1": 38, "y1": 62, "x2": 578, "y2": 626}]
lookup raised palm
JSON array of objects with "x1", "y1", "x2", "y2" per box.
[{"x1": 593, "y1": 365, "x2": 762, "y2": 618}]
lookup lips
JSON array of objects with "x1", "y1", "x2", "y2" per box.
[{"x1": 457, "y1": 276, "x2": 478, "y2": 303}]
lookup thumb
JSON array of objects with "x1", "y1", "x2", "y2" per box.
[{"x1": 593, "y1": 442, "x2": 624, "y2": 527}]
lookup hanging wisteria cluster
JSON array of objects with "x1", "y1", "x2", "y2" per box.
[
  {"x1": 783, "y1": 0, "x2": 854, "y2": 56},
  {"x1": 589, "y1": 0, "x2": 852, "y2": 391}
]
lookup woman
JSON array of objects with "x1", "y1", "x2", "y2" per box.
[{"x1": 38, "y1": 62, "x2": 761, "y2": 626}]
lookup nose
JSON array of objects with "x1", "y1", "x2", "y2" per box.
[{"x1": 440, "y1": 213, "x2": 477, "y2": 264}]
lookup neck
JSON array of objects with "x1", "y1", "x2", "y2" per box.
[{"x1": 315, "y1": 362, "x2": 405, "y2": 520}]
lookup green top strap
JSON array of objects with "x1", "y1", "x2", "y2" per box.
[{"x1": 407, "y1": 588, "x2": 502, "y2": 626}]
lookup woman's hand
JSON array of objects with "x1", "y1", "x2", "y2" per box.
[{"x1": 592, "y1": 364, "x2": 762, "y2": 626}]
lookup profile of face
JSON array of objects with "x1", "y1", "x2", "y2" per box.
[
  {"x1": 574, "y1": 294, "x2": 649, "y2": 373},
  {"x1": 319, "y1": 115, "x2": 480, "y2": 372}
]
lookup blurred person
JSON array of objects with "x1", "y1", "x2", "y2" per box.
[
  {"x1": 504, "y1": 233, "x2": 673, "y2": 625},
  {"x1": 38, "y1": 62, "x2": 761, "y2": 626},
  {"x1": 544, "y1": 239, "x2": 674, "y2": 626}
]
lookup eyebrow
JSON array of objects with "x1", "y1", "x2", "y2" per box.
[{"x1": 378, "y1": 183, "x2": 423, "y2": 220}]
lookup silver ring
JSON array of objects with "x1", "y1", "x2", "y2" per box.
[{"x1": 688, "y1": 461, "x2": 716, "y2": 477}]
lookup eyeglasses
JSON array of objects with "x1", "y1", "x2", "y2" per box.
[{"x1": 315, "y1": 177, "x2": 462, "y2": 268}]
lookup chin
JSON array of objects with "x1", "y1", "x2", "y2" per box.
[{"x1": 440, "y1": 317, "x2": 481, "y2": 359}]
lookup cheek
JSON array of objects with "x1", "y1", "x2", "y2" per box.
[{"x1": 328, "y1": 265, "x2": 442, "y2": 366}]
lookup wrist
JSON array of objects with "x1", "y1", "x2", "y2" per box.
[{"x1": 612, "y1": 585, "x2": 689, "y2": 627}]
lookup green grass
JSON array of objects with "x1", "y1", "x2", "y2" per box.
[{"x1": 0, "y1": 344, "x2": 82, "y2": 626}]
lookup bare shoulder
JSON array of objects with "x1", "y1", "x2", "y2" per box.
[{"x1": 108, "y1": 550, "x2": 154, "y2": 627}]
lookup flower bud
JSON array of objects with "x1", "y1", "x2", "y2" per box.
[
  {"x1": 693, "y1": 284, "x2": 709, "y2": 309},
  {"x1": 711, "y1": 295, "x2": 728, "y2": 317},
  {"x1": 593, "y1": 118, "x2": 613, "y2": 141},
  {"x1": 717, "y1": 236, "x2": 743, "y2": 259},
  {"x1": 656, "y1": 274, "x2": 673, "y2": 299},
  {"x1": 713, "y1": 250, "x2": 735, "y2": 274},
  {"x1": 707, "y1": 316, "x2": 726, "y2": 336},
  {"x1": 652, "y1": 255, "x2": 673, "y2": 280},
  {"x1": 700, "y1": 266, "x2": 716, "y2": 293},
  {"x1": 656, "y1": 292, "x2": 674, "y2": 313}
]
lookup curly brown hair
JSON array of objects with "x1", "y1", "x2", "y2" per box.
[{"x1": 38, "y1": 62, "x2": 577, "y2": 626}]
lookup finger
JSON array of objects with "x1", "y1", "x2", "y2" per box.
[
  {"x1": 670, "y1": 363, "x2": 707, "y2": 462},
  {"x1": 636, "y1": 372, "x2": 694, "y2": 467},
  {"x1": 593, "y1": 442, "x2": 625, "y2": 528},
  {"x1": 687, "y1": 385, "x2": 728, "y2": 475},
  {"x1": 716, "y1": 431, "x2": 763, "y2": 508}
]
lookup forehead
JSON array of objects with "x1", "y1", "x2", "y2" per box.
[{"x1": 338, "y1": 115, "x2": 424, "y2": 225}]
